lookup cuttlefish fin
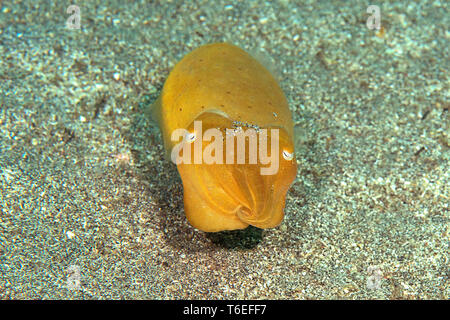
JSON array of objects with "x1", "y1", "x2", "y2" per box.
[
  {"x1": 147, "y1": 95, "x2": 175, "y2": 160},
  {"x1": 148, "y1": 95, "x2": 162, "y2": 125}
]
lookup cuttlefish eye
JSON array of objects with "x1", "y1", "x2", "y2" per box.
[
  {"x1": 282, "y1": 149, "x2": 294, "y2": 161},
  {"x1": 185, "y1": 132, "x2": 196, "y2": 143}
]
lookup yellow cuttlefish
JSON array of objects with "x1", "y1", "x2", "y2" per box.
[{"x1": 151, "y1": 43, "x2": 297, "y2": 232}]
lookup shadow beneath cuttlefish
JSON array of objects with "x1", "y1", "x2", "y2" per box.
[{"x1": 205, "y1": 226, "x2": 263, "y2": 250}]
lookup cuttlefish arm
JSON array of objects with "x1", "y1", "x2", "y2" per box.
[{"x1": 175, "y1": 112, "x2": 297, "y2": 232}]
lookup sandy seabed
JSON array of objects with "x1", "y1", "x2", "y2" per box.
[{"x1": 0, "y1": 0, "x2": 448, "y2": 299}]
